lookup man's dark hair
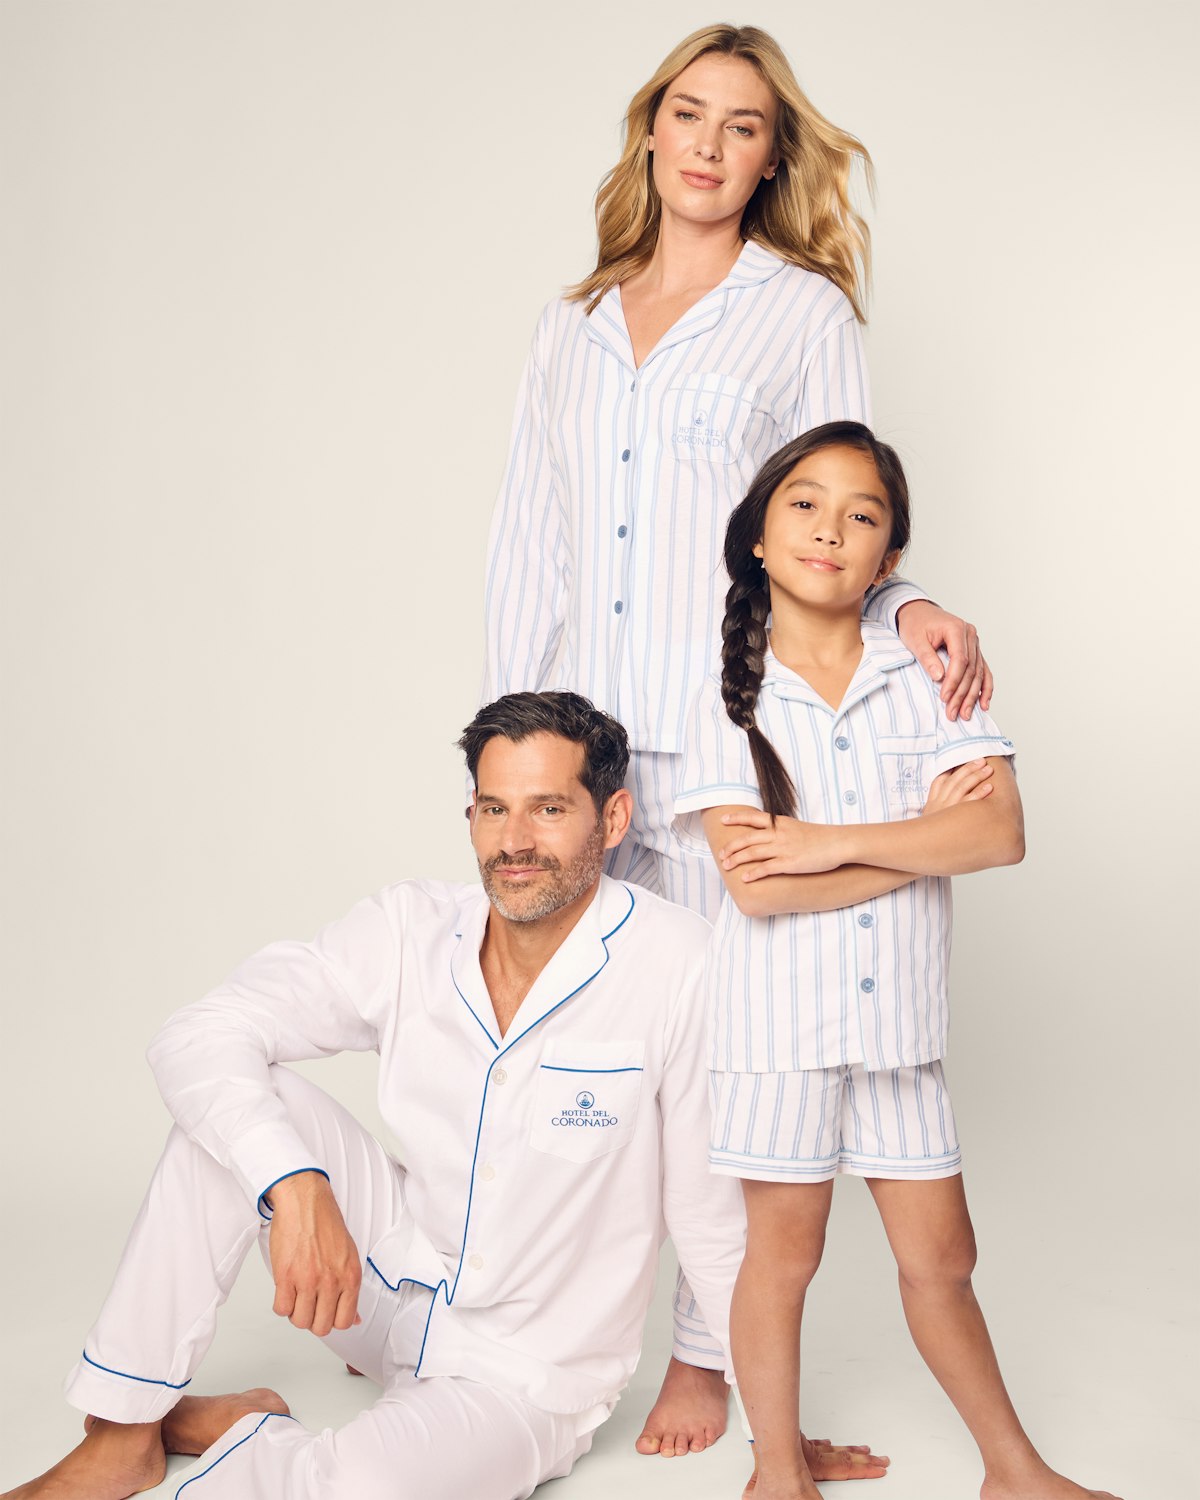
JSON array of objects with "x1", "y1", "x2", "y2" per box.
[{"x1": 458, "y1": 692, "x2": 630, "y2": 816}]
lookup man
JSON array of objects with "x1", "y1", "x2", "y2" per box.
[{"x1": 4, "y1": 693, "x2": 886, "y2": 1499}]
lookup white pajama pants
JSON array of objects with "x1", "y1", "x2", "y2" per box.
[
  {"x1": 63, "y1": 1068, "x2": 595, "y2": 1500},
  {"x1": 604, "y1": 749, "x2": 724, "y2": 920}
]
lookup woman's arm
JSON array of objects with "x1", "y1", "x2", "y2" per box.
[
  {"x1": 481, "y1": 313, "x2": 571, "y2": 700},
  {"x1": 719, "y1": 757, "x2": 1023, "y2": 886}
]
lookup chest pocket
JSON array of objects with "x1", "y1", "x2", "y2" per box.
[
  {"x1": 529, "y1": 1038, "x2": 645, "y2": 1163},
  {"x1": 876, "y1": 733, "x2": 937, "y2": 818},
  {"x1": 663, "y1": 372, "x2": 757, "y2": 465}
]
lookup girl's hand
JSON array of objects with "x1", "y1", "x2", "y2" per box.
[
  {"x1": 718, "y1": 810, "x2": 841, "y2": 879},
  {"x1": 922, "y1": 760, "x2": 994, "y2": 814},
  {"x1": 895, "y1": 600, "x2": 993, "y2": 721}
]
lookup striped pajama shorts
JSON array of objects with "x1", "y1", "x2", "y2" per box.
[{"x1": 709, "y1": 1059, "x2": 961, "y2": 1182}]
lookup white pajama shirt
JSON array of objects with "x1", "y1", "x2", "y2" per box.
[
  {"x1": 481, "y1": 240, "x2": 924, "y2": 915},
  {"x1": 64, "y1": 877, "x2": 746, "y2": 1497}
]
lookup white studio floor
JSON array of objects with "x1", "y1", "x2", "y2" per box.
[{"x1": 1, "y1": 1166, "x2": 1188, "y2": 1500}]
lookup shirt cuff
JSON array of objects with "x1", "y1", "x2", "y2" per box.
[
  {"x1": 222, "y1": 1120, "x2": 329, "y2": 1216},
  {"x1": 865, "y1": 577, "x2": 928, "y2": 630}
]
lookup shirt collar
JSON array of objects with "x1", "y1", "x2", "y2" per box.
[
  {"x1": 763, "y1": 620, "x2": 914, "y2": 715},
  {"x1": 450, "y1": 876, "x2": 636, "y2": 1053},
  {"x1": 584, "y1": 239, "x2": 786, "y2": 367}
]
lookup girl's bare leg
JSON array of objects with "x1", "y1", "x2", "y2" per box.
[
  {"x1": 868, "y1": 1174, "x2": 1121, "y2": 1500},
  {"x1": 732, "y1": 1178, "x2": 833, "y2": 1500}
]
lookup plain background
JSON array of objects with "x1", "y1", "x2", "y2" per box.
[{"x1": 1, "y1": 2, "x2": 1196, "y2": 1495}]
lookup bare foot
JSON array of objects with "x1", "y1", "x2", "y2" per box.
[
  {"x1": 84, "y1": 1387, "x2": 289, "y2": 1458},
  {"x1": 982, "y1": 1470, "x2": 1121, "y2": 1500},
  {"x1": 740, "y1": 1438, "x2": 890, "y2": 1498},
  {"x1": 635, "y1": 1357, "x2": 729, "y2": 1456},
  {"x1": 1, "y1": 1419, "x2": 165, "y2": 1500},
  {"x1": 803, "y1": 1433, "x2": 891, "y2": 1481}
]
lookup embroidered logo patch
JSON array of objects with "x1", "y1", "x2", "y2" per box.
[
  {"x1": 550, "y1": 1091, "x2": 618, "y2": 1129},
  {"x1": 673, "y1": 408, "x2": 728, "y2": 450}
]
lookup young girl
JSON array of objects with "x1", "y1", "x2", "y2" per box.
[{"x1": 675, "y1": 421, "x2": 1119, "y2": 1500}]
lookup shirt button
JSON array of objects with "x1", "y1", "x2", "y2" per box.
[
  {"x1": 843, "y1": 790, "x2": 858, "y2": 805},
  {"x1": 468, "y1": 1253, "x2": 484, "y2": 1270},
  {"x1": 835, "y1": 736, "x2": 850, "y2": 751},
  {"x1": 614, "y1": 600, "x2": 623, "y2": 614},
  {"x1": 860, "y1": 978, "x2": 875, "y2": 993},
  {"x1": 480, "y1": 1164, "x2": 496, "y2": 1182},
  {"x1": 617, "y1": 524, "x2": 628, "y2": 538},
  {"x1": 492, "y1": 1068, "x2": 507, "y2": 1086},
  {"x1": 629, "y1": 380, "x2": 636, "y2": 392},
  {"x1": 621, "y1": 448, "x2": 631, "y2": 461},
  {"x1": 858, "y1": 913, "x2": 874, "y2": 928}
]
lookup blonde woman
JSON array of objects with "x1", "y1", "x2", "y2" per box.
[
  {"x1": 485, "y1": 23, "x2": 988, "y2": 922},
  {"x1": 482, "y1": 22, "x2": 983, "y2": 1476}
]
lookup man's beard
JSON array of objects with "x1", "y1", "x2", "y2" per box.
[{"x1": 479, "y1": 820, "x2": 607, "y2": 923}]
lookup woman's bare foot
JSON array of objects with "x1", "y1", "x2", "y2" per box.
[
  {"x1": 635, "y1": 1357, "x2": 728, "y2": 1456},
  {"x1": 982, "y1": 1469, "x2": 1121, "y2": 1500},
  {"x1": 1, "y1": 1419, "x2": 165, "y2": 1500},
  {"x1": 84, "y1": 1388, "x2": 290, "y2": 1458}
]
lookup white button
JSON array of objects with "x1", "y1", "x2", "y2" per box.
[
  {"x1": 480, "y1": 1163, "x2": 496, "y2": 1182},
  {"x1": 468, "y1": 1253, "x2": 484, "y2": 1270},
  {"x1": 492, "y1": 1068, "x2": 507, "y2": 1085}
]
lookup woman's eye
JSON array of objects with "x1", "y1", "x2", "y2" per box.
[
  {"x1": 675, "y1": 110, "x2": 699, "y2": 122},
  {"x1": 730, "y1": 125, "x2": 754, "y2": 137}
]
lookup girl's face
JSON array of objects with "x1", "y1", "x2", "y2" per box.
[
  {"x1": 755, "y1": 445, "x2": 901, "y2": 614},
  {"x1": 648, "y1": 54, "x2": 780, "y2": 229}
]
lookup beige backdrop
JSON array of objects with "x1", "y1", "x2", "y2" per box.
[{"x1": 1, "y1": 2, "x2": 1196, "y2": 1495}]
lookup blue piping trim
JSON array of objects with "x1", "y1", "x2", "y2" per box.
[
  {"x1": 539, "y1": 1065, "x2": 643, "y2": 1074},
  {"x1": 397, "y1": 884, "x2": 638, "y2": 1380},
  {"x1": 81, "y1": 1350, "x2": 191, "y2": 1390},
  {"x1": 450, "y1": 952, "x2": 501, "y2": 1051},
  {"x1": 256, "y1": 1167, "x2": 329, "y2": 1219},
  {"x1": 175, "y1": 1411, "x2": 298, "y2": 1495}
]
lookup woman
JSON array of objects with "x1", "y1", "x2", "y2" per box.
[{"x1": 483, "y1": 22, "x2": 990, "y2": 925}]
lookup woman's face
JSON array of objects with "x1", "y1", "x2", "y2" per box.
[{"x1": 648, "y1": 54, "x2": 780, "y2": 229}]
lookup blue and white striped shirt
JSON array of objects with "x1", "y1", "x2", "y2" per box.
[
  {"x1": 675, "y1": 622, "x2": 1015, "y2": 1073},
  {"x1": 482, "y1": 240, "x2": 921, "y2": 753}
]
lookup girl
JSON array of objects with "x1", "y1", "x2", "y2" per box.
[
  {"x1": 675, "y1": 421, "x2": 1119, "y2": 1500},
  {"x1": 482, "y1": 23, "x2": 991, "y2": 927}
]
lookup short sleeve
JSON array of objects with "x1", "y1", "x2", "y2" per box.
[
  {"x1": 674, "y1": 676, "x2": 764, "y2": 853},
  {"x1": 932, "y1": 697, "x2": 1016, "y2": 777}
]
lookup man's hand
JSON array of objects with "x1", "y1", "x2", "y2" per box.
[
  {"x1": 266, "y1": 1171, "x2": 362, "y2": 1337},
  {"x1": 716, "y1": 811, "x2": 842, "y2": 880},
  {"x1": 896, "y1": 599, "x2": 992, "y2": 721},
  {"x1": 922, "y1": 759, "x2": 994, "y2": 814}
]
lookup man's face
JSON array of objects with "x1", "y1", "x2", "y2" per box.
[{"x1": 470, "y1": 733, "x2": 619, "y2": 924}]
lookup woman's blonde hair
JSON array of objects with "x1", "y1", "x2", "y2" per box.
[{"x1": 568, "y1": 24, "x2": 873, "y2": 320}]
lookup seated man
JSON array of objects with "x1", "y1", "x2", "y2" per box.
[{"x1": 3, "y1": 692, "x2": 887, "y2": 1500}]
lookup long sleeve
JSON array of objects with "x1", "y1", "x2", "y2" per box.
[
  {"x1": 146, "y1": 893, "x2": 400, "y2": 1210},
  {"x1": 657, "y1": 962, "x2": 745, "y2": 1377},
  {"x1": 481, "y1": 310, "x2": 573, "y2": 700}
]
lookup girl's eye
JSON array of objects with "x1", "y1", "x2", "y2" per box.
[
  {"x1": 850, "y1": 513, "x2": 877, "y2": 526},
  {"x1": 791, "y1": 499, "x2": 814, "y2": 510}
]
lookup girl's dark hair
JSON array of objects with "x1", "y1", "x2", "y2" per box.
[{"x1": 721, "y1": 421, "x2": 911, "y2": 818}]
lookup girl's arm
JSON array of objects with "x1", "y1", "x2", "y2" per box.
[
  {"x1": 703, "y1": 760, "x2": 1013, "y2": 917},
  {"x1": 719, "y1": 758, "x2": 1023, "y2": 889}
]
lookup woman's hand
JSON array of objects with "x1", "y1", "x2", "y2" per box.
[
  {"x1": 717, "y1": 810, "x2": 842, "y2": 879},
  {"x1": 922, "y1": 759, "x2": 994, "y2": 814},
  {"x1": 896, "y1": 599, "x2": 992, "y2": 721}
]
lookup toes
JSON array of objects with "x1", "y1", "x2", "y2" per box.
[{"x1": 634, "y1": 1431, "x2": 662, "y2": 1455}]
